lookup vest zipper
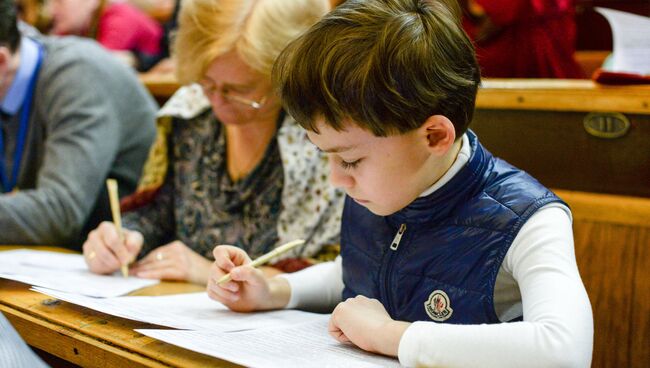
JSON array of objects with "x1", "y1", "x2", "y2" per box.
[
  {"x1": 382, "y1": 223, "x2": 407, "y2": 317},
  {"x1": 390, "y1": 224, "x2": 407, "y2": 250}
]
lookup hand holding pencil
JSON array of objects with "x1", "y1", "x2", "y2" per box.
[
  {"x1": 81, "y1": 180, "x2": 143, "y2": 276},
  {"x1": 207, "y1": 240, "x2": 303, "y2": 312}
]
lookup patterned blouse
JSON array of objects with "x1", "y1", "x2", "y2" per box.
[{"x1": 123, "y1": 85, "x2": 344, "y2": 261}]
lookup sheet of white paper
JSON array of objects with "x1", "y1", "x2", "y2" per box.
[
  {"x1": 32, "y1": 288, "x2": 325, "y2": 332},
  {"x1": 0, "y1": 249, "x2": 157, "y2": 297},
  {"x1": 595, "y1": 7, "x2": 650, "y2": 75},
  {"x1": 0, "y1": 249, "x2": 87, "y2": 270},
  {"x1": 137, "y1": 319, "x2": 402, "y2": 368}
]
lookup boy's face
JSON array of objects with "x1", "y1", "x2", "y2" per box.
[{"x1": 307, "y1": 118, "x2": 450, "y2": 216}]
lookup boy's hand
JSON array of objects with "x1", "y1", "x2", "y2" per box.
[
  {"x1": 329, "y1": 295, "x2": 411, "y2": 357},
  {"x1": 130, "y1": 241, "x2": 212, "y2": 285},
  {"x1": 83, "y1": 222, "x2": 142, "y2": 275},
  {"x1": 207, "y1": 245, "x2": 291, "y2": 312}
]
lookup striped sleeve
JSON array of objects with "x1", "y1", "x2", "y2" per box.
[{"x1": 0, "y1": 313, "x2": 49, "y2": 368}]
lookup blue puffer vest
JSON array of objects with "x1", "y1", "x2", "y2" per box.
[{"x1": 341, "y1": 131, "x2": 566, "y2": 324}]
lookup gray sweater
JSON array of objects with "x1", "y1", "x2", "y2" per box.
[{"x1": 0, "y1": 36, "x2": 156, "y2": 249}]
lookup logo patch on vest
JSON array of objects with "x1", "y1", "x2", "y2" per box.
[{"x1": 424, "y1": 290, "x2": 453, "y2": 322}]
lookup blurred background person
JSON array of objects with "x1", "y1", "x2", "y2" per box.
[
  {"x1": 82, "y1": 0, "x2": 344, "y2": 285},
  {"x1": 462, "y1": 0, "x2": 584, "y2": 78},
  {"x1": 0, "y1": 0, "x2": 157, "y2": 248},
  {"x1": 48, "y1": 0, "x2": 163, "y2": 71}
]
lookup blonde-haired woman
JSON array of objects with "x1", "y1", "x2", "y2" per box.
[{"x1": 82, "y1": 0, "x2": 343, "y2": 284}]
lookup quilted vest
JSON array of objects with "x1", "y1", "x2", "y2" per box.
[{"x1": 341, "y1": 131, "x2": 566, "y2": 324}]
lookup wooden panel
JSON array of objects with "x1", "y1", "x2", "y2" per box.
[
  {"x1": 558, "y1": 190, "x2": 650, "y2": 368},
  {"x1": 1, "y1": 305, "x2": 161, "y2": 368},
  {"x1": 555, "y1": 190, "x2": 650, "y2": 227},
  {"x1": 573, "y1": 222, "x2": 637, "y2": 367},
  {"x1": 471, "y1": 110, "x2": 650, "y2": 197},
  {"x1": 631, "y1": 229, "x2": 650, "y2": 367}
]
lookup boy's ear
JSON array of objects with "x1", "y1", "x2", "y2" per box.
[{"x1": 421, "y1": 115, "x2": 456, "y2": 155}]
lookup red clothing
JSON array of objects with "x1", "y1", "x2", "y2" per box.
[
  {"x1": 97, "y1": 2, "x2": 162, "y2": 57},
  {"x1": 463, "y1": 0, "x2": 584, "y2": 78}
]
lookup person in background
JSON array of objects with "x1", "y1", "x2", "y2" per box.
[
  {"x1": 462, "y1": 0, "x2": 584, "y2": 78},
  {"x1": 208, "y1": 0, "x2": 593, "y2": 366},
  {"x1": 48, "y1": 0, "x2": 163, "y2": 71},
  {"x1": 82, "y1": 0, "x2": 343, "y2": 285},
  {"x1": 142, "y1": 0, "x2": 179, "y2": 74},
  {"x1": 0, "y1": 0, "x2": 157, "y2": 249}
]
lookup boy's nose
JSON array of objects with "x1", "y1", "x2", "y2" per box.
[{"x1": 329, "y1": 161, "x2": 354, "y2": 189}]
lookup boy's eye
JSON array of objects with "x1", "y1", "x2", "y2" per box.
[{"x1": 340, "y1": 158, "x2": 362, "y2": 170}]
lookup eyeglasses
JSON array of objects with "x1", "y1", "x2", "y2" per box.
[{"x1": 198, "y1": 79, "x2": 267, "y2": 110}]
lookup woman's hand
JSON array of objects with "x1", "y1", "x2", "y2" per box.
[
  {"x1": 329, "y1": 295, "x2": 411, "y2": 356},
  {"x1": 130, "y1": 241, "x2": 212, "y2": 284},
  {"x1": 83, "y1": 222, "x2": 143, "y2": 275}
]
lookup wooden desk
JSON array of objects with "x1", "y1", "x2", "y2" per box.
[
  {"x1": 2, "y1": 191, "x2": 649, "y2": 367},
  {"x1": 139, "y1": 72, "x2": 180, "y2": 106},
  {"x1": 0, "y1": 247, "x2": 239, "y2": 367}
]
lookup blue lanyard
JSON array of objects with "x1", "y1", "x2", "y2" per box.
[{"x1": 0, "y1": 44, "x2": 44, "y2": 193}]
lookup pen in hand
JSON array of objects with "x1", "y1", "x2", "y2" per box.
[
  {"x1": 106, "y1": 178, "x2": 129, "y2": 278},
  {"x1": 217, "y1": 239, "x2": 305, "y2": 285}
]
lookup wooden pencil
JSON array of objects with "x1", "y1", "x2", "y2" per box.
[{"x1": 106, "y1": 179, "x2": 128, "y2": 278}]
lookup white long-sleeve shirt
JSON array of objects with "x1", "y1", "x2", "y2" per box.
[{"x1": 281, "y1": 134, "x2": 593, "y2": 367}]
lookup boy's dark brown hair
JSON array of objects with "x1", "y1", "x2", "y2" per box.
[{"x1": 273, "y1": 0, "x2": 480, "y2": 137}]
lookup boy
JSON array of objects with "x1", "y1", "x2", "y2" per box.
[{"x1": 207, "y1": 0, "x2": 593, "y2": 366}]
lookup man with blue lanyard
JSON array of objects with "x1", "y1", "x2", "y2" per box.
[{"x1": 0, "y1": 0, "x2": 156, "y2": 249}]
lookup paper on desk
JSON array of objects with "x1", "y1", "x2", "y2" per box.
[
  {"x1": 595, "y1": 8, "x2": 650, "y2": 75},
  {"x1": 0, "y1": 249, "x2": 157, "y2": 297},
  {"x1": 137, "y1": 318, "x2": 402, "y2": 368},
  {"x1": 32, "y1": 288, "x2": 325, "y2": 332}
]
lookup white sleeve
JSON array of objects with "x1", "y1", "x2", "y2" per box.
[
  {"x1": 397, "y1": 206, "x2": 593, "y2": 368},
  {"x1": 278, "y1": 256, "x2": 344, "y2": 313}
]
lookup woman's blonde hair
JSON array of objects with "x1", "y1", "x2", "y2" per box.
[{"x1": 173, "y1": 0, "x2": 329, "y2": 85}]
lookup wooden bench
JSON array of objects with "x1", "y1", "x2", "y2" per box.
[{"x1": 555, "y1": 190, "x2": 650, "y2": 368}]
